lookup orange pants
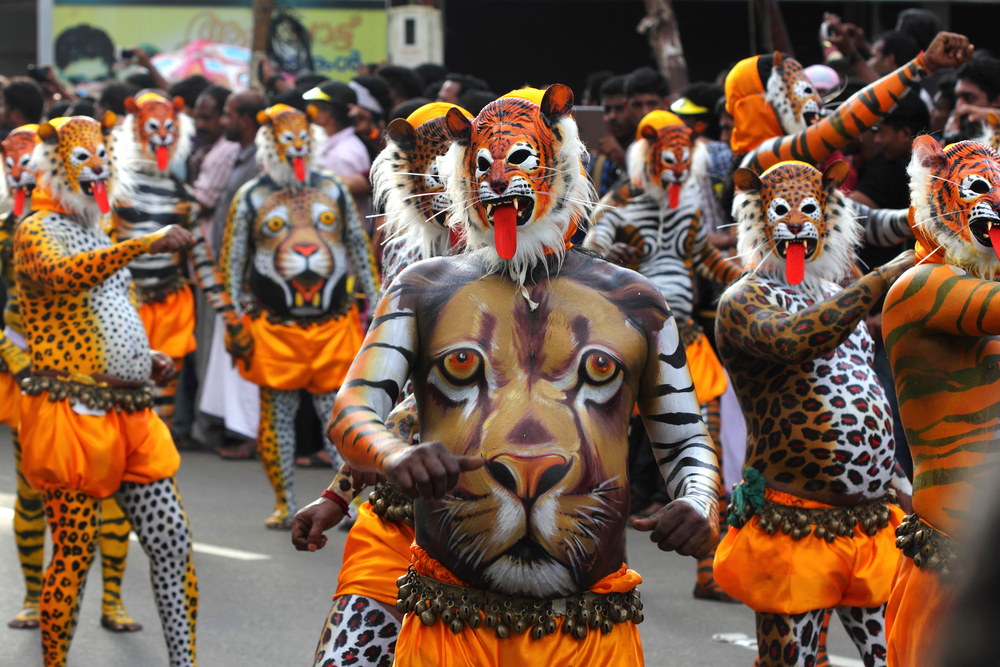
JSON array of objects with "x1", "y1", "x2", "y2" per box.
[
  {"x1": 239, "y1": 307, "x2": 362, "y2": 394},
  {"x1": 0, "y1": 371, "x2": 20, "y2": 427},
  {"x1": 886, "y1": 554, "x2": 951, "y2": 667},
  {"x1": 714, "y1": 489, "x2": 904, "y2": 614},
  {"x1": 138, "y1": 286, "x2": 197, "y2": 360},
  {"x1": 19, "y1": 392, "x2": 179, "y2": 498},
  {"x1": 687, "y1": 332, "x2": 728, "y2": 404},
  {"x1": 335, "y1": 501, "x2": 415, "y2": 605},
  {"x1": 394, "y1": 548, "x2": 645, "y2": 667}
]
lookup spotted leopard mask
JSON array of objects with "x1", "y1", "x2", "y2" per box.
[
  {"x1": 766, "y1": 53, "x2": 825, "y2": 135},
  {"x1": 36, "y1": 113, "x2": 116, "y2": 215},
  {"x1": 256, "y1": 104, "x2": 312, "y2": 186},
  {"x1": 1, "y1": 124, "x2": 38, "y2": 216},
  {"x1": 124, "y1": 92, "x2": 187, "y2": 171}
]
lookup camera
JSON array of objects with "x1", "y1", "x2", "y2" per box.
[
  {"x1": 26, "y1": 64, "x2": 51, "y2": 83},
  {"x1": 119, "y1": 48, "x2": 136, "y2": 61},
  {"x1": 820, "y1": 23, "x2": 833, "y2": 42}
]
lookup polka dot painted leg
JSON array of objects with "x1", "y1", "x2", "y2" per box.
[
  {"x1": 98, "y1": 496, "x2": 141, "y2": 632},
  {"x1": 313, "y1": 595, "x2": 400, "y2": 667},
  {"x1": 755, "y1": 609, "x2": 827, "y2": 667},
  {"x1": 258, "y1": 386, "x2": 299, "y2": 529},
  {"x1": 116, "y1": 478, "x2": 197, "y2": 667},
  {"x1": 9, "y1": 428, "x2": 45, "y2": 629},
  {"x1": 835, "y1": 605, "x2": 888, "y2": 667},
  {"x1": 755, "y1": 611, "x2": 832, "y2": 667},
  {"x1": 311, "y1": 390, "x2": 343, "y2": 470},
  {"x1": 39, "y1": 489, "x2": 101, "y2": 667}
]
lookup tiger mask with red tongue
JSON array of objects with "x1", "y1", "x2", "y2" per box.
[
  {"x1": 908, "y1": 136, "x2": 1000, "y2": 280},
  {"x1": 256, "y1": 104, "x2": 322, "y2": 191},
  {"x1": 442, "y1": 84, "x2": 594, "y2": 285},
  {"x1": 732, "y1": 160, "x2": 857, "y2": 290},
  {"x1": 0, "y1": 124, "x2": 39, "y2": 217},
  {"x1": 626, "y1": 110, "x2": 700, "y2": 209},
  {"x1": 115, "y1": 92, "x2": 193, "y2": 174}
]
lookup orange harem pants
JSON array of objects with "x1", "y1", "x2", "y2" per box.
[
  {"x1": 885, "y1": 535, "x2": 952, "y2": 666},
  {"x1": 0, "y1": 370, "x2": 21, "y2": 427},
  {"x1": 239, "y1": 307, "x2": 363, "y2": 394},
  {"x1": 394, "y1": 547, "x2": 645, "y2": 667},
  {"x1": 335, "y1": 501, "x2": 415, "y2": 605},
  {"x1": 713, "y1": 489, "x2": 904, "y2": 614},
  {"x1": 19, "y1": 392, "x2": 180, "y2": 498},
  {"x1": 138, "y1": 286, "x2": 197, "y2": 360}
]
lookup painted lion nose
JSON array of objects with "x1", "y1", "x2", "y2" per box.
[
  {"x1": 294, "y1": 243, "x2": 319, "y2": 257},
  {"x1": 486, "y1": 454, "x2": 571, "y2": 500}
]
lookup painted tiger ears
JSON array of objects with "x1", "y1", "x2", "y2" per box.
[
  {"x1": 913, "y1": 134, "x2": 948, "y2": 171},
  {"x1": 773, "y1": 51, "x2": 784, "y2": 69},
  {"x1": 124, "y1": 97, "x2": 139, "y2": 115},
  {"x1": 172, "y1": 96, "x2": 185, "y2": 113},
  {"x1": 822, "y1": 160, "x2": 850, "y2": 190},
  {"x1": 101, "y1": 111, "x2": 117, "y2": 135},
  {"x1": 540, "y1": 84, "x2": 574, "y2": 124},
  {"x1": 37, "y1": 122, "x2": 58, "y2": 145},
  {"x1": 387, "y1": 118, "x2": 417, "y2": 150},
  {"x1": 640, "y1": 124, "x2": 660, "y2": 143},
  {"x1": 256, "y1": 110, "x2": 272, "y2": 126},
  {"x1": 988, "y1": 111, "x2": 1000, "y2": 129},
  {"x1": 733, "y1": 167, "x2": 761, "y2": 193},
  {"x1": 444, "y1": 106, "x2": 472, "y2": 144}
]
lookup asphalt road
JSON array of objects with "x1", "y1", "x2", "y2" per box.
[{"x1": 0, "y1": 426, "x2": 863, "y2": 666}]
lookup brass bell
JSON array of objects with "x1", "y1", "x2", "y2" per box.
[
  {"x1": 503, "y1": 610, "x2": 514, "y2": 626},
  {"x1": 532, "y1": 624, "x2": 545, "y2": 640},
  {"x1": 398, "y1": 584, "x2": 412, "y2": 600},
  {"x1": 635, "y1": 610, "x2": 645, "y2": 624},
  {"x1": 495, "y1": 624, "x2": 510, "y2": 639},
  {"x1": 415, "y1": 600, "x2": 428, "y2": 615},
  {"x1": 782, "y1": 521, "x2": 792, "y2": 535},
  {"x1": 589, "y1": 612, "x2": 602, "y2": 630},
  {"x1": 431, "y1": 599, "x2": 443, "y2": 614},
  {"x1": 441, "y1": 607, "x2": 454, "y2": 623},
  {"x1": 545, "y1": 618, "x2": 557, "y2": 635},
  {"x1": 450, "y1": 618, "x2": 464, "y2": 634},
  {"x1": 485, "y1": 612, "x2": 498, "y2": 628},
  {"x1": 562, "y1": 618, "x2": 574, "y2": 634},
  {"x1": 602, "y1": 619, "x2": 613, "y2": 634},
  {"x1": 396, "y1": 599, "x2": 408, "y2": 615},
  {"x1": 420, "y1": 610, "x2": 436, "y2": 626},
  {"x1": 579, "y1": 608, "x2": 590, "y2": 623},
  {"x1": 459, "y1": 604, "x2": 470, "y2": 620},
  {"x1": 574, "y1": 623, "x2": 588, "y2": 639},
  {"x1": 467, "y1": 613, "x2": 481, "y2": 629},
  {"x1": 513, "y1": 618, "x2": 527, "y2": 634}
]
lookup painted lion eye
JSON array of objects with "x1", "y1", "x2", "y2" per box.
[
  {"x1": 772, "y1": 203, "x2": 788, "y2": 216},
  {"x1": 264, "y1": 217, "x2": 285, "y2": 234},
  {"x1": 316, "y1": 209, "x2": 336, "y2": 230},
  {"x1": 582, "y1": 351, "x2": 619, "y2": 385},
  {"x1": 441, "y1": 349, "x2": 482, "y2": 384}
]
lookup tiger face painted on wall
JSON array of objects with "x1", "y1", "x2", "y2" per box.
[
  {"x1": 765, "y1": 53, "x2": 825, "y2": 135},
  {"x1": 34, "y1": 114, "x2": 118, "y2": 221},
  {"x1": 1, "y1": 124, "x2": 39, "y2": 216},
  {"x1": 372, "y1": 103, "x2": 473, "y2": 258},
  {"x1": 116, "y1": 92, "x2": 193, "y2": 173},
  {"x1": 733, "y1": 160, "x2": 857, "y2": 287},
  {"x1": 626, "y1": 111, "x2": 694, "y2": 209},
  {"x1": 909, "y1": 136, "x2": 1000, "y2": 279},
  {"x1": 249, "y1": 187, "x2": 349, "y2": 317},
  {"x1": 256, "y1": 105, "x2": 319, "y2": 190},
  {"x1": 442, "y1": 85, "x2": 594, "y2": 281}
]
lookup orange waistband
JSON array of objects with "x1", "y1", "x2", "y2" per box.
[
  {"x1": 411, "y1": 545, "x2": 642, "y2": 594},
  {"x1": 765, "y1": 487, "x2": 835, "y2": 510}
]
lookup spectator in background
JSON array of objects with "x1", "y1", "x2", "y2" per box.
[
  {"x1": 189, "y1": 84, "x2": 238, "y2": 247},
  {"x1": 95, "y1": 81, "x2": 139, "y2": 120},
  {"x1": 351, "y1": 75, "x2": 393, "y2": 161},
  {"x1": 582, "y1": 70, "x2": 614, "y2": 106},
  {"x1": 588, "y1": 75, "x2": 634, "y2": 196},
  {"x1": 930, "y1": 74, "x2": 957, "y2": 135},
  {"x1": 852, "y1": 93, "x2": 929, "y2": 212},
  {"x1": 0, "y1": 78, "x2": 44, "y2": 138},
  {"x1": 389, "y1": 97, "x2": 431, "y2": 122},
  {"x1": 457, "y1": 89, "x2": 495, "y2": 116},
  {"x1": 671, "y1": 81, "x2": 724, "y2": 140},
  {"x1": 868, "y1": 31, "x2": 922, "y2": 77},
  {"x1": 294, "y1": 71, "x2": 329, "y2": 92},
  {"x1": 168, "y1": 74, "x2": 211, "y2": 115},
  {"x1": 946, "y1": 57, "x2": 1000, "y2": 138},
  {"x1": 377, "y1": 65, "x2": 424, "y2": 108},
  {"x1": 415, "y1": 63, "x2": 446, "y2": 92},
  {"x1": 624, "y1": 66, "x2": 670, "y2": 127},
  {"x1": 212, "y1": 92, "x2": 266, "y2": 259},
  {"x1": 896, "y1": 8, "x2": 943, "y2": 51},
  {"x1": 436, "y1": 73, "x2": 488, "y2": 105}
]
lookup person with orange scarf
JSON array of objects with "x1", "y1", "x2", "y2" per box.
[{"x1": 322, "y1": 86, "x2": 723, "y2": 667}]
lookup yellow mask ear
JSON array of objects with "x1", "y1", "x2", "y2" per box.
[
  {"x1": 124, "y1": 97, "x2": 139, "y2": 115},
  {"x1": 172, "y1": 96, "x2": 185, "y2": 113},
  {"x1": 37, "y1": 122, "x2": 58, "y2": 145},
  {"x1": 734, "y1": 167, "x2": 762, "y2": 193},
  {"x1": 306, "y1": 104, "x2": 319, "y2": 121},
  {"x1": 822, "y1": 160, "x2": 850, "y2": 190},
  {"x1": 257, "y1": 110, "x2": 272, "y2": 126},
  {"x1": 101, "y1": 111, "x2": 117, "y2": 134},
  {"x1": 988, "y1": 111, "x2": 1000, "y2": 129}
]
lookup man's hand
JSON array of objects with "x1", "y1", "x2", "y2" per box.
[
  {"x1": 924, "y1": 32, "x2": 974, "y2": 72},
  {"x1": 150, "y1": 351, "x2": 177, "y2": 387},
  {"x1": 224, "y1": 323, "x2": 254, "y2": 370},
  {"x1": 878, "y1": 249, "x2": 915, "y2": 287},
  {"x1": 597, "y1": 135, "x2": 626, "y2": 169},
  {"x1": 148, "y1": 225, "x2": 195, "y2": 254},
  {"x1": 632, "y1": 499, "x2": 717, "y2": 558},
  {"x1": 822, "y1": 13, "x2": 855, "y2": 58},
  {"x1": 384, "y1": 441, "x2": 484, "y2": 500},
  {"x1": 351, "y1": 467, "x2": 384, "y2": 491},
  {"x1": 605, "y1": 242, "x2": 638, "y2": 267},
  {"x1": 291, "y1": 498, "x2": 345, "y2": 552}
]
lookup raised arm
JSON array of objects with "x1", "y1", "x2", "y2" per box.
[{"x1": 851, "y1": 201, "x2": 912, "y2": 248}]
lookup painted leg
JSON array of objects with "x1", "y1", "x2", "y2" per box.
[
  {"x1": 311, "y1": 391, "x2": 343, "y2": 470},
  {"x1": 98, "y1": 496, "x2": 142, "y2": 632},
  {"x1": 755, "y1": 609, "x2": 826, "y2": 667},
  {"x1": 152, "y1": 357, "x2": 183, "y2": 432},
  {"x1": 816, "y1": 610, "x2": 832, "y2": 667},
  {"x1": 9, "y1": 428, "x2": 46, "y2": 629},
  {"x1": 313, "y1": 595, "x2": 401, "y2": 667},
  {"x1": 116, "y1": 478, "x2": 198, "y2": 667},
  {"x1": 40, "y1": 489, "x2": 100, "y2": 667},
  {"x1": 836, "y1": 605, "x2": 888, "y2": 667},
  {"x1": 695, "y1": 398, "x2": 733, "y2": 601},
  {"x1": 258, "y1": 386, "x2": 300, "y2": 529}
]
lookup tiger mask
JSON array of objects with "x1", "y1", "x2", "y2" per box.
[
  {"x1": 256, "y1": 105, "x2": 323, "y2": 190},
  {"x1": 248, "y1": 187, "x2": 348, "y2": 317},
  {"x1": 909, "y1": 136, "x2": 1000, "y2": 279},
  {"x1": 1, "y1": 124, "x2": 39, "y2": 216},
  {"x1": 765, "y1": 52, "x2": 826, "y2": 135},
  {"x1": 442, "y1": 85, "x2": 594, "y2": 282},
  {"x1": 34, "y1": 114, "x2": 119, "y2": 223},
  {"x1": 372, "y1": 103, "x2": 473, "y2": 258},
  {"x1": 115, "y1": 92, "x2": 193, "y2": 173},
  {"x1": 733, "y1": 160, "x2": 857, "y2": 288},
  {"x1": 626, "y1": 110, "x2": 700, "y2": 209},
  {"x1": 414, "y1": 276, "x2": 650, "y2": 598},
  {"x1": 973, "y1": 111, "x2": 1000, "y2": 153}
]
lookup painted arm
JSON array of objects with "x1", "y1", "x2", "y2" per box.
[
  {"x1": 327, "y1": 175, "x2": 380, "y2": 305},
  {"x1": 743, "y1": 54, "x2": 929, "y2": 172},
  {"x1": 637, "y1": 309, "x2": 722, "y2": 521},
  {"x1": 583, "y1": 205, "x2": 623, "y2": 255},
  {"x1": 14, "y1": 215, "x2": 165, "y2": 293},
  {"x1": 851, "y1": 201, "x2": 912, "y2": 248},
  {"x1": 219, "y1": 182, "x2": 254, "y2": 318},
  {"x1": 717, "y1": 272, "x2": 887, "y2": 365}
]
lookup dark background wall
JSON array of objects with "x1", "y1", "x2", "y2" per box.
[
  {"x1": 0, "y1": 0, "x2": 38, "y2": 76},
  {"x1": 443, "y1": 0, "x2": 1000, "y2": 100}
]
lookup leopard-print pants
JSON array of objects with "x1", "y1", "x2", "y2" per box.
[
  {"x1": 313, "y1": 595, "x2": 399, "y2": 667},
  {"x1": 755, "y1": 605, "x2": 887, "y2": 667}
]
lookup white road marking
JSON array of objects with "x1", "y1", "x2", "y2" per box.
[
  {"x1": 0, "y1": 493, "x2": 269, "y2": 561},
  {"x1": 713, "y1": 632, "x2": 865, "y2": 667}
]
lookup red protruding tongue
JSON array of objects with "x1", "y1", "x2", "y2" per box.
[
  {"x1": 155, "y1": 145, "x2": 170, "y2": 171},
  {"x1": 493, "y1": 203, "x2": 518, "y2": 260},
  {"x1": 13, "y1": 187, "x2": 26, "y2": 217},
  {"x1": 91, "y1": 180, "x2": 110, "y2": 215},
  {"x1": 449, "y1": 226, "x2": 461, "y2": 249},
  {"x1": 292, "y1": 157, "x2": 306, "y2": 182},
  {"x1": 785, "y1": 241, "x2": 805, "y2": 285},
  {"x1": 668, "y1": 182, "x2": 681, "y2": 209},
  {"x1": 989, "y1": 225, "x2": 1000, "y2": 260}
]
